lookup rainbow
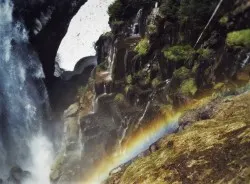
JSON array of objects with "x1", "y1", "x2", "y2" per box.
[{"x1": 81, "y1": 81, "x2": 250, "y2": 184}]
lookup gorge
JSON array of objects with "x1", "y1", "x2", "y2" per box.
[{"x1": 0, "y1": 0, "x2": 250, "y2": 184}]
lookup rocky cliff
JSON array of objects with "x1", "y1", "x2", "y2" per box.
[
  {"x1": 50, "y1": 0, "x2": 250, "y2": 183},
  {"x1": 13, "y1": 0, "x2": 88, "y2": 86}
]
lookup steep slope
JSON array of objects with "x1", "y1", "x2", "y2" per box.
[
  {"x1": 105, "y1": 91, "x2": 250, "y2": 184},
  {"x1": 51, "y1": 0, "x2": 250, "y2": 183}
]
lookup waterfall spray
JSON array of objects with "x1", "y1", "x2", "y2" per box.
[
  {"x1": 194, "y1": 0, "x2": 224, "y2": 48},
  {"x1": 0, "y1": 0, "x2": 53, "y2": 182}
]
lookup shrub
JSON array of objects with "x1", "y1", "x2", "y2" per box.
[
  {"x1": 163, "y1": 45, "x2": 195, "y2": 62},
  {"x1": 178, "y1": 0, "x2": 218, "y2": 28},
  {"x1": 180, "y1": 78, "x2": 197, "y2": 96},
  {"x1": 152, "y1": 78, "x2": 161, "y2": 88},
  {"x1": 126, "y1": 75, "x2": 133, "y2": 84},
  {"x1": 134, "y1": 38, "x2": 150, "y2": 56},
  {"x1": 159, "y1": 0, "x2": 180, "y2": 20},
  {"x1": 147, "y1": 23, "x2": 157, "y2": 34},
  {"x1": 219, "y1": 15, "x2": 228, "y2": 25},
  {"x1": 115, "y1": 93, "x2": 125, "y2": 103},
  {"x1": 125, "y1": 85, "x2": 133, "y2": 94},
  {"x1": 108, "y1": 0, "x2": 123, "y2": 20},
  {"x1": 226, "y1": 29, "x2": 250, "y2": 48},
  {"x1": 197, "y1": 48, "x2": 213, "y2": 59},
  {"x1": 173, "y1": 66, "x2": 190, "y2": 80}
]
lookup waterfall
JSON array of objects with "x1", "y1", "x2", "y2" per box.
[
  {"x1": 194, "y1": 0, "x2": 224, "y2": 47},
  {"x1": 132, "y1": 9, "x2": 143, "y2": 35},
  {"x1": 0, "y1": 0, "x2": 53, "y2": 182},
  {"x1": 242, "y1": 52, "x2": 250, "y2": 68}
]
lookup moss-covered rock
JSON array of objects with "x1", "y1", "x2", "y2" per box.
[
  {"x1": 226, "y1": 29, "x2": 250, "y2": 48},
  {"x1": 180, "y1": 78, "x2": 198, "y2": 96},
  {"x1": 114, "y1": 93, "x2": 125, "y2": 103},
  {"x1": 173, "y1": 66, "x2": 191, "y2": 80},
  {"x1": 163, "y1": 45, "x2": 195, "y2": 62},
  {"x1": 134, "y1": 38, "x2": 150, "y2": 56}
]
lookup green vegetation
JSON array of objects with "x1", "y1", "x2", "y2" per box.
[
  {"x1": 134, "y1": 38, "x2": 150, "y2": 56},
  {"x1": 108, "y1": 0, "x2": 155, "y2": 22},
  {"x1": 111, "y1": 20, "x2": 125, "y2": 26},
  {"x1": 213, "y1": 82, "x2": 225, "y2": 90},
  {"x1": 115, "y1": 93, "x2": 125, "y2": 103},
  {"x1": 152, "y1": 78, "x2": 161, "y2": 88},
  {"x1": 108, "y1": 0, "x2": 123, "y2": 20},
  {"x1": 159, "y1": 0, "x2": 179, "y2": 20},
  {"x1": 197, "y1": 48, "x2": 213, "y2": 59},
  {"x1": 147, "y1": 23, "x2": 157, "y2": 34},
  {"x1": 180, "y1": 78, "x2": 197, "y2": 96},
  {"x1": 173, "y1": 67, "x2": 190, "y2": 80},
  {"x1": 178, "y1": 0, "x2": 218, "y2": 28},
  {"x1": 219, "y1": 15, "x2": 228, "y2": 25},
  {"x1": 163, "y1": 45, "x2": 195, "y2": 62},
  {"x1": 126, "y1": 75, "x2": 133, "y2": 84},
  {"x1": 226, "y1": 29, "x2": 250, "y2": 48}
]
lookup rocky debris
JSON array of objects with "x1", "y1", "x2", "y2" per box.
[{"x1": 105, "y1": 91, "x2": 250, "y2": 184}]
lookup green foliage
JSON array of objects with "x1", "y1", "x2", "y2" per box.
[
  {"x1": 226, "y1": 29, "x2": 250, "y2": 48},
  {"x1": 108, "y1": 0, "x2": 123, "y2": 20},
  {"x1": 108, "y1": 0, "x2": 155, "y2": 21},
  {"x1": 147, "y1": 23, "x2": 157, "y2": 34},
  {"x1": 115, "y1": 93, "x2": 125, "y2": 103},
  {"x1": 111, "y1": 20, "x2": 125, "y2": 26},
  {"x1": 213, "y1": 82, "x2": 225, "y2": 90},
  {"x1": 178, "y1": 0, "x2": 218, "y2": 27},
  {"x1": 152, "y1": 78, "x2": 161, "y2": 88},
  {"x1": 126, "y1": 75, "x2": 133, "y2": 84},
  {"x1": 180, "y1": 78, "x2": 197, "y2": 96},
  {"x1": 219, "y1": 15, "x2": 228, "y2": 25},
  {"x1": 197, "y1": 48, "x2": 213, "y2": 59},
  {"x1": 173, "y1": 66, "x2": 190, "y2": 80},
  {"x1": 163, "y1": 45, "x2": 195, "y2": 62},
  {"x1": 134, "y1": 38, "x2": 150, "y2": 56},
  {"x1": 125, "y1": 85, "x2": 133, "y2": 94},
  {"x1": 159, "y1": 0, "x2": 180, "y2": 20}
]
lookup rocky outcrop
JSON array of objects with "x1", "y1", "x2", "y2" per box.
[
  {"x1": 51, "y1": 0, "x2": 250, "y2": 183},
  {"x1": 105, "y1": 91, "x2": 250, "y2": 184},
  {"x1": 50, "y1": 56, "x2": 97, "y2": 115},
  {"x1": 12, "y1": 0, "x2": 88, "y2": 86}
]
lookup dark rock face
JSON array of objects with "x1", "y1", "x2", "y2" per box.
[
  {"x1": 52, "y1": 0, "x2": 250, "y2": 183},
  {"x1": 12, "y1": 0, "x2": 88, "y2": 86},
  {"x1": 50, "y1": 56, "x2": 97, "y2": 115}
]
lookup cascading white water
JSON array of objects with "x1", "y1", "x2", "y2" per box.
[
  {"x1": 194, "y1": 0, "x2": 224, "y2": 47},
  {"x1": 0, "y1": 0, "x2": 53, "y2": 182},
  {"x1": 242, "y1": 52, "x2": 250, "y2": 68}
]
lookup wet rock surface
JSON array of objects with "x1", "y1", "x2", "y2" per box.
[{"x1": 50, "y1": 0, "x2": 250, "y2": 183}]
